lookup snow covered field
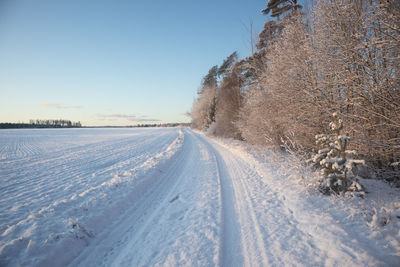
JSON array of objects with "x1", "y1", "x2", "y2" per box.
[{"x1": 0, "y1": 128, "x2": 399, "y2": 266}]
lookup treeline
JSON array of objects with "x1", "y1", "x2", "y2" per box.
[
  {"x1": 190, "y1": 0, "x2": 400, "y2": 180},
  {"x1": 133, "y1": 123, "x2": 191, "y2": 128},
  {"x1": 0, "y1": 119, "x2": 82, "y2": 129},
  {"x1": 95, "y1": 123, "x2": 190, "y2": 128}
]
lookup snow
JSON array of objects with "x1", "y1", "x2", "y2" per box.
[{"x1": 0, "y1": 128, "x2": 399, "y2": 266}]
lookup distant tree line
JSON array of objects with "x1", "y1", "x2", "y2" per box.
[
  {"x1": 0, "y1": 119, "x2": 82, "y2": 129},
  {"x1": 93, "y1": 123, "x2": 190, "y2": 128},
  {"x1": 133, "y1": 123, "x2": 191, "y2": 128},
  {"x1": 190, "y1": 0, "x2": 400, "y2": 182}
]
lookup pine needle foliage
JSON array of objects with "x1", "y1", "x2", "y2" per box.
[{"x1": 312, "y1": 113, "x2": 365, "y2": 196}]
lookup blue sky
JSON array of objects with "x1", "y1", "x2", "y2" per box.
[{"x1": 0, "y1": 0, "x2": 269, "y2": 126}]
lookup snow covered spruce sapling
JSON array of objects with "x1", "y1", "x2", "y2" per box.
[{"x1": 311, "y1": 113, "x2": 365, "y2": 196}]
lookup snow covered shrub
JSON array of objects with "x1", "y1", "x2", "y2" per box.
[{"x1": 312, "y1": 113, "x2": 365, "y2": 196}]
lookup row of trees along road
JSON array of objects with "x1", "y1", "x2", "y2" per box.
[{"x1": 190, "y1": 0, "x2": 400, "y2": 183}]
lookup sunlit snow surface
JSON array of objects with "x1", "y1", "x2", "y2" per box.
[
  {"x1": 0, "y1": 128, "x2": 399, "y2": 266},
  {"x1": 0, "y1": 128, "x2": 185, "y2": 266}
]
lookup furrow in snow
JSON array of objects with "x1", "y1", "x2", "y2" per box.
[
  {"x1": 194, "y1": 132, "x2": 271, "y2": 267},
  {"x1": 221, "y1": 154, "x2": 269, "y2": 266},
  {"x1": 0, "y1": 128, "x2": 185, "y2": 266},
  {"x1": 193, "y1": 133, "x2": 243, "y2": 267}
]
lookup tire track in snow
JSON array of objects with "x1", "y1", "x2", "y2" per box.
[
  {"x1": 194, "y1": 132, "x2": 269, "y2": 267},
  {"x1": 219, "y1": 151, "x2": 270, "y2": 266},
  {"x1": 192, "y1": 133, "x2": 243, "y2": 267},
  {"x1": 210, "y1": 146, "x2": 242, "y2": 266}
]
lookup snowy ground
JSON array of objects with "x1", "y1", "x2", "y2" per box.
[{"x1": 0, "y1": 128, "x2": 399, "y2": 266}]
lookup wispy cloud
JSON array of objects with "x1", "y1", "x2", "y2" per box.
[
  {"x1": 41, "y1": 102, "x2": 82, "y2": 109},
  {"x1": 98, "y1": 113, "x2": 161, "y2": 122}
]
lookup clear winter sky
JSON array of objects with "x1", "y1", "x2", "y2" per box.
[{"x1": 1, "y1": 0, "x2": 269, "y2": 126}]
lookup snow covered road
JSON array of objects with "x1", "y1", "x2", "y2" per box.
[{"x1": 0, "y1": 128, "x2": 398, "y2": 266}]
